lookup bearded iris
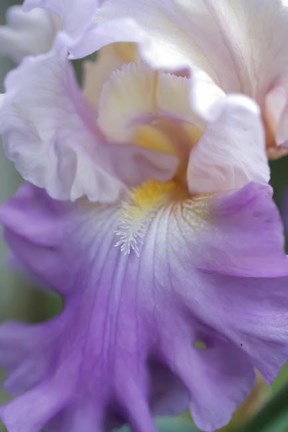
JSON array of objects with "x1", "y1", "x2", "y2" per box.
[
  {"x1": 0, "y1": 2, "x2": 288, "y2": 432},
  {"x1": 26, "y1": 0, "x2": 288, "y2": 159}
]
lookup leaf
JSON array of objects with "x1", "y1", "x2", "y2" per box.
[
  {"x1": 240, "y1": 381, "x2": 288, "y2": 432},
  {"x1": 156, "y1": 417, "x2": 198, "y2": 432},
  {"x1": 116, "y1": 416, "x2": 198, "y2": 432}
]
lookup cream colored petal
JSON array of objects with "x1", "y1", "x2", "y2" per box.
[
  {"x1": 97, "y1": 62, "x2": 198, "y2": 142},
  {"x1": 158, "y1": 72, "x2": 202, "y2": 126},
  {"x1": 83, "y1": 42, "x2": 137, "y2": 109}
]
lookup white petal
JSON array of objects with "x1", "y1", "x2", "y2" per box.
[
  {"x1": 189, "y1": 68, "x2": 226, "y2": 122},
  {"x1": 95, "y1": 0, "x2": 249, "y2": 87},
  {"x1": 1, "y1": 37, "x2": 179, "y2": 201},
  {"x1": 95, "y1": 0, "x2": 288, "y2": 148},
  {"x1": 187, "y1": 96, "x2": 269, "y2": 194},
  {"x1": 97, "y1": 0, "x2": 288, "y2": 92},
  {"x1": 0, "y1": 38, "x2": 126, "y2": 203}
]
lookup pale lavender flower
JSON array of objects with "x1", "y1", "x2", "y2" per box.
[
  {"x1": 0, "y1": 3, "x2": 288, "y2": 432},
  {"x1": 25, "y1": 0, "x2": 288, "y2": 158}
]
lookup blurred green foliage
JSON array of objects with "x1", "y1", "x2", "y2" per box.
[
  {"x1": 271, "y1": 156, "x2": 288, "y2": 212},
  {"x1": 240, "y1": 381, "x2": 288, "y2": 432},
  {"x1": 118, "y1": 417, "x2": 198, "y2": 432}
]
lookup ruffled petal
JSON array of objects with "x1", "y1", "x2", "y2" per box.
[
  {"x1": 0, "y1": 37, "x2": 124, "y2": 203},
  {"x1": 0, "y1": 182, "x2": 288, "y2": 431},
  {"x1": 0, "y1": 6, "x2": 57, "y2": 62},
  {"x1": 0, "y1": 37, "x2": 178, "y2": 202}
]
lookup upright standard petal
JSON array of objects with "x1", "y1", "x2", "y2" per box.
[
  {"x1": 93, "y1": 0, "x2": 288, "y2": 150},
  {"x1": 95, "y1": 0, "x2": 288, "y2": 93},
  {"x1": 26, "y1": 0, "x2": 288, "y2": 149},
  {"x1": 0, "y1": 181, "x2": 288, "y2": 432}
]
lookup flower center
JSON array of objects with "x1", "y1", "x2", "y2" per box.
[
  {"x1": 133, "y1": 119, "x2": 202, "y2": 183},
  {"x1": 114, "y1": 179, "x2": 187, "y2": 256}
]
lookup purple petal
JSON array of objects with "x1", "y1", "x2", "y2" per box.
[{"x1": 0, "y1": 182, "x2": 288, "y2": 431}]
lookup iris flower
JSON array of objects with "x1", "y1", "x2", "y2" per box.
[
  {"x1": 0, "y1": 2, "x2": 288, "y2": 432},
  {"x1": 23, "y1": 0, "x2": 288, "y2": 158}
]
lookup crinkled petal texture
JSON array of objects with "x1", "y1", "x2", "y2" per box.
[
  {"x1": 0, "y1": 37, "x2": 124, "y2": 203},
  {"x1": 0, "y1": 37, "x2": 178, "y2": 203},
  {"x1": 0, "y1": 6, "x2": 57, "y2": 62},
  {"x1": 0, "y1": 182, "x2": 288, "y2": 432}
]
